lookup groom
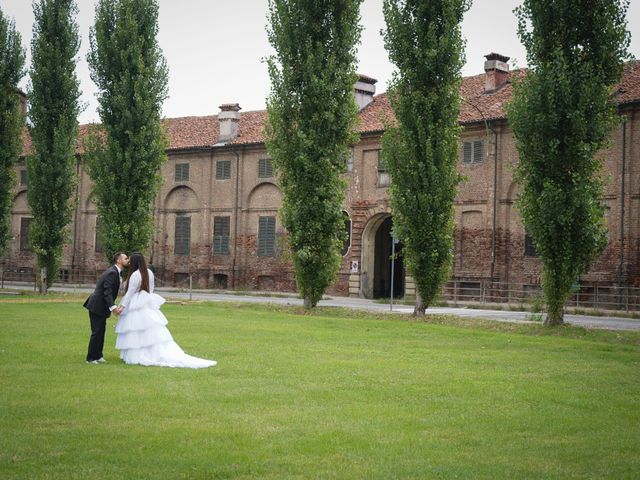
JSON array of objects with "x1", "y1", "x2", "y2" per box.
[{"x1": 83, "y1": 252, "x2": 129, "y2": 364}]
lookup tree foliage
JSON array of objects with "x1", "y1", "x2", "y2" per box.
[
  {"x1": 507, "y1": 0, "x2": 631, "y2": 325},
  {"x1": 381, "y1": 0, "x2": 469, "y2": 315},
  {"x1": 86, "y1": 0, "x2": 168, "y2": 260},
  {"x1": 0, "y1": 9, "x2": 25, "y2": 258},
  {"x1": 266, "y1": 0, "x2": 362, "y2": 308},
  {"x1": 27, "y1": 0, "x2": 81, "y2": 292}
]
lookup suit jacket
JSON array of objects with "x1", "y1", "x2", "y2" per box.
[{"x1": 83, "y1": 265, "x2": 121, "y2": 317}]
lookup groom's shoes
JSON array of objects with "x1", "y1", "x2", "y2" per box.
[
  {"x1": 86, "y1": 360, "x2": 100, "y2": 364},
  {"x1": 97, "y1": 357, "x2": 107, "y2": 363}
]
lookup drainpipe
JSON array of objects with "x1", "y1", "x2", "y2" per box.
[
  {"x1": 619, "y1": 114, "x2": 627, "y2": 284},
  {"x1": 490, "y1": 126, "x2": 498, "y2": 280},
  {"x1": 231, "y1": 144, "x2": 241, "y2": 289}
]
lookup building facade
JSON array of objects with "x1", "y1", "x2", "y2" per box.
[{"x1": 5, "y1": 55, "x2": 640, "y2": 299}]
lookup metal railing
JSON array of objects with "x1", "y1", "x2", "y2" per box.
[
  {"x1": 2, "y1": 268, "x2": 639, "y2": 313},
  {"x1": 441, "y1": 279, "x2": 640, "y2": 312}
]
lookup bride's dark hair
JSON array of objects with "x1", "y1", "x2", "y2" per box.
[{"x1": 126, "y1": 252, "x2": 150, "y2": 293}]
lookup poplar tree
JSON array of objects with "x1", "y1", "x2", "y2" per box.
[
  {"x1": 507, "y1": 0, "x2": 630, "y2": 325},
  {"x1": 27, "y1": 0, "x2": 81, "y2": 292},
  {"x1": 266, "y1": 0, "x2": 362, "y2": 308},
  {"x1": 86, "y1": 0, "x2": 168, "y2": 259},
  {"x1": 381, "y1": 0, "x2": 469, "y2": 315},
  {"x1": 0, "y1": 9, "x2": 25, "y2": 257}
]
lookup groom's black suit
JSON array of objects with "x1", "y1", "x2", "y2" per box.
[{"x1": 83, "y1": 265, "x2": 121, "y2": 361}]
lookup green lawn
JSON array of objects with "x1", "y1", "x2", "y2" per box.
[{"x1": 1, "y1": 296, "x2": 639, "y2": 479}]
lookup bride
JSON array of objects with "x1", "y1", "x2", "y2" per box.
[{"x1": 115, "y1": 252, "x2": 216, "y2": 368}]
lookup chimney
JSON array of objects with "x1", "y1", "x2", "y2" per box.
[
  {"x1": 484, "y1": 53, "x2": 510, "y2": 93},
  {"x1": 354, "y1": 74, "x2": 377, "y2": 110},
  {"x1": 218, "y1": 103, "x2": 241, "y2": 142}
]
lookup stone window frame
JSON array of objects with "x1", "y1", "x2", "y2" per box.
[{"x1": 19, "y1": 169, "x2": 28, "y2": 186}]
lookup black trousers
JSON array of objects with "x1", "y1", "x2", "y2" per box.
[{"x1": 87, "y1": 311, "x2": 107, "y2": 361}]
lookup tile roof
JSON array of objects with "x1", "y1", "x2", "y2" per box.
[
  {"x1": 459, "y1": 72, "x2": 517, "y2": 124},
  {"x1": 163, "y1": 115, "x2": 218, "y2": 150},
  {"x1": 20, "y1": 61, "x2": 640, "y2": 156},
  {"x1": 613, "y1": 60, "x2": 640, "y2": 106}
]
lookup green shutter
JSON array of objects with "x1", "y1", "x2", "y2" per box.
[
  {"x1": 258, "y1": 216, "x2": 276, "y2": 257},
  {"x1": 213, "y1": 216, "x2": 230, "y2": 255},
  {"x1": 175, "y1": 216, "x2": 191, "y2": 255}
]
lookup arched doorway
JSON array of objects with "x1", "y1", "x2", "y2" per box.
[{"x1": 361, "y1": 214, "x2": 405, "y2": 299}]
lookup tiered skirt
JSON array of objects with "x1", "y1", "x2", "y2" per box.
[{"x1": 115, "y1": 291, "x2": 216, "y2": 369}]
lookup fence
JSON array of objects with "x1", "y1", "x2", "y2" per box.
[
  {"x1": 2, "y1": 267, "x2": 639, "y2": 312},
  {"x1": 441, "y1": 279, "x2": 640, "y2": 312},
  {"x1": 0, "y1": 267, "x2": 171, "y2": 290}
]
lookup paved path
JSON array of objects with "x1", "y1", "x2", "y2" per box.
[{"x1": 2, "y1": 283, "x2": 639, "y2": 331}]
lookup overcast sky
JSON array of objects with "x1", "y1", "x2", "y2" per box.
[{"x1": 3, "y1": 0, "x2": 640, "y2": 124}]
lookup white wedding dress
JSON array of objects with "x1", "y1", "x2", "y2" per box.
[{"x1": 115, "y1": 269, "x2": 216, "y2": 368}]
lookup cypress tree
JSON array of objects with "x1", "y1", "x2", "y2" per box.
[
  {"x1": 27, "y1": 0, "x2": 82, "y2": 292},
  {"x1": 0, "y1": 8, "x2": 25, "y2": 257},
  {"x1": 507, "y1": 0, "x2": 631, "y2": 325},
  {"x1": 266, "y1": 0, "x2": 362, "y2": 308},
  {"x1": 381, "y1": 0, "x2": 469, "y2": 315},
  {"x1": 86, "y1": 0, "x2": 168, "y2": 259}
]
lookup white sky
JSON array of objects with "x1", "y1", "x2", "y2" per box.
[{"x1": 3, "y1": 0, "x2": 640, "y2": 124}]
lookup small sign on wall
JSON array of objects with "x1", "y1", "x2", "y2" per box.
[{"x1": 350, "y1": 261, "x2": 359, "y2": 273}]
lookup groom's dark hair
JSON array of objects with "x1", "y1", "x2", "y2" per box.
[{"x1": 113, "y1": 252, "x2": 126, "y2": 264}]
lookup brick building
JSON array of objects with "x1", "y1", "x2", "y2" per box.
[{"x1": 5, "y1": 54, "x2": 640, "y2": 299}]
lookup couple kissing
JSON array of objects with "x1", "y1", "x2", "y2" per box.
[{"x1": 83, "y1": 252, "x2": 216, "y2": 369}]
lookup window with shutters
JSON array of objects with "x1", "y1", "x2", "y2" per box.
[
  {"x1": 524, "y1": 233, "x2": 538, "y2": 257},
  {"x1": 216, "y1": 160, "x2": 231, "y2": 180},
  {"x1": 374, "y1": 149, "x2": 391, "y2": 187},
  {"x1": 20, "y1": 217, "x2": 32, "y2": 251},
  {"x1": 258, "y1": 158, "x2": 273, "y2": 178},
  {"x1": 174, "y1": 163, "x2": 189, "y2": 182},
  {"x1": 258, "y1": 216, "x2": 276, "y2": 257},
  {"x1": 174, "y1": 216, "x2": 191, "y2": 255},
  {"x1": 95, "y1": 217, "x2": 103, "y2": 253},
  {"x1": 19, "y1": 169, "x2": 28, "y2": 186},
  {"x1": 213, "y1": 216, "x2": 230, "y2": 255},
  {"x1": 342, "y1": 150, "x2": 354, "y2": 172},
  {"x1": 462, "y1": 140, "x2": 484, "y2": 164},
  {"x1": 375, "y1": 150, "x2": 385, "y2": 172}
]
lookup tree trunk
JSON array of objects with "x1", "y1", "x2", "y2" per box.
[
  {"x1": 544, "y1": 286, "x2": 565, "y2": 326},
  {"x1": 543, "y1": 309, "x2": 564, "y2": 326},
  {"x1": 303, "y1": 294, "x2": 314, "y2": 310},
  {"x1": 39, "y1": 266, "x2": 47, "y2": 295},
  {"x1": 413, "y1": 293, "x2": 426, "y2": 317}
]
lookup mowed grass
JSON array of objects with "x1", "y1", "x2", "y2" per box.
[{"x1": 0, "y1": 297, "x2": 639, "y2": 479}]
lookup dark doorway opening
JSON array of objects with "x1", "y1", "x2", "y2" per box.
[{"x1": 373, "y1": 216, "x2": 404, "y2": 299}]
